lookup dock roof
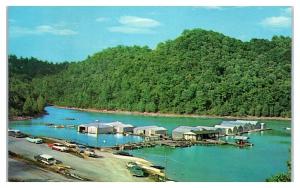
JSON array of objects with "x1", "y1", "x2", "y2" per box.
[
  {"x1": 220, "y1": 120, "x2": 259, "y2": 127},
  {"x1": 196, "y1": 126, "x2": 217, "y2": 130},
  {"x1": 235, "y1": 120, "x2": 258, "y2": 125},
  {"x1": 106, "y1": 121, "x2": 134, "y2": 128},
  {"x1": 192, "y1": 130, "x2": 219, "y2": 135},
  {"x1": 80, "y1": 122, "x2": 113, "y2": 128},
  {"x1": 234, "y1": 136, "x2": 249, "y2": 140},
  {"x1": 220, "y1": 121, "x2": 246, "y2": 127},
  {"x1": 150, "y1": 126, "x2": 167, "y2": 131},
  {"x1": 133, "y1": 126, "x2": 159, "y2": 131},
  {"x1": 172, "y1": 126, "x2": 200, "y2": 133}
]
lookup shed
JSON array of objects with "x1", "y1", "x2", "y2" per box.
[
  {"x1": 78, "y1": 122, "x2": 114, "y2": 134},
  {"x1": 172, "y1": 126, "x2": 200, "y2": 140},
  {"x1": 191, "y1": 130, "x2": 219, "y2": 140},
  {"x1": 214, "y1": 125, "x2": 235, "y2": 135},
  {"x1": 183, "y1": 132, "x2": 197, "y2": 141},
  {"x1": 133, "y1": 126, "x2": 167, "y2": 137},
  {"x1": 133, "y1": 126, "x2": 157, "y2": 135},
  {"x1": 106, "y1": 121, "x2": 134, "y2": 133},
  {"x1": 234, "y1": 136, "x2": 249, "y2": 140}
]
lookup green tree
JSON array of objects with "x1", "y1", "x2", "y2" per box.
[
  {"x1": 23, "y1": 97, "x2": 33, "y2": 115},
  {"x1": 37, "y1": 95, "x2": 46, "y2": 113},
  {"x1": 262, "y1": 104, "x2": 269, "y2": 117}
]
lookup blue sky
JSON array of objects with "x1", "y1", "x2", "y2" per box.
[{"x1": 8, "y1": 6, "x2": 292, "y2": 62}]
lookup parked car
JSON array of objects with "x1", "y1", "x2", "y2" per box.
[
  {"x1": 126, "y1": 162, "x2": 147, "y2": 177},
  {"x1": 113, "y1": 151, "x2": 133, "y2": 157},
  {"x1": 51, "y1": 143, "x2": 68, "y2": 152},
  {"x1": 9, "y1": 130, "x2": 27, "y2": 138},
  {"x1": 84, "y1": 148, "x2": 97, "y2": 157},
  {"x1": 64, "y1": 141, "x2": 77, "y2": 148},
  {"x1": 34, "y1": 154, "x2": 57, "y2": 165},
  {"x1": 8, "y1": 130, "x2": 20, "y2": 137},
  {"x1": 76, "y1": 145, "x2": 87, "y2": 153},
  {"x1": 26, "y1": 136, "x2": 43, "y2": 144}
]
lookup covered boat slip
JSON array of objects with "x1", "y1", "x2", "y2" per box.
[
  {"x1": 106, "y1": 121, "x2": 134, "y2": 133},
  {"x1": 133, "y1": 126, "x2": 167, "y2": 137},
  {"x1": 77, "y1": 122, "x2": 115, "y2": 134},
  {"x1": 77, "y1": 122, "x2": 167, "y2": 137},
  {"x1": 172, "y1": 120, "x2": 266, "y2": 142},
  {"x1": 173, "y1": 126, "x2": 219, "y2": 141}
]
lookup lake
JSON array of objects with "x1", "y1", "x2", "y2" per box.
[{"x1": 9, "y1": 106, "x2": 291, "y2": 182}]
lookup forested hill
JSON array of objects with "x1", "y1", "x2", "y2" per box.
[
  {"x1": 10, "y1": 29, "x2": 291, "y2": 118},
  {"x1": 8, "y1": 56, "x2": 70, "y2": 118}
]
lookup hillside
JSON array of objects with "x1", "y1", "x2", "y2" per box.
[
  {"x1": 9, "y1": 29, "x2": 292, "y2": 118},
  {"x1": 8, "y1": 55, "x2": 69, "y2": 118}
]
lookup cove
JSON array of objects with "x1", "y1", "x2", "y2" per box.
[{"x1": 9, "y1": 106, "x2": 291, "y2": 182}]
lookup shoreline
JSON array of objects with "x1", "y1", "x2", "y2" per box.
[
  {"x1": 55, "y1": 105, "x2": 291, "y2": 121},
  {"x1": 9, "y1": 111, "x2": 48, "y2": 121}
]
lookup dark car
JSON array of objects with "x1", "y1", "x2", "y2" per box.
[
  {"x1": 113, "y1": 151, "x2": 133, "y2": 157},
  {"x1": 77, "y1": 145, "x2": 87, "y2": 153}
]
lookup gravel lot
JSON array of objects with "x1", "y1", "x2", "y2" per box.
[{"x1": 8, "y1": 136, "x2": 152, "y2": 182}]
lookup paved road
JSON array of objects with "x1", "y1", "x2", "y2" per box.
[
  {"x1": 8, "y1": 158, "x2": 74, "y2": 182},
  {"x1": 8, "y1": 137, "x2": 152, "y2": 182}
]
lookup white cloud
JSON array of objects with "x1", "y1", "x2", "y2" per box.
[
  {"x1": 118, "y1": 16, "x2": 160, "y2": 28},
  {"x1": 9, "y1": 24, "x2": 77, "y2": 37},
  {"x1": 108, "y1": 16, "x2": 161, "y2": 34},
  {"x1": 261, "y1": 16, "x2": 291, "y2": 28},
  {"x1": 95, "y1": 17, "x2": 109, "y2": 22},
  {"x1": 36, "y1": 25, "x2": 77, "y2": 35}
]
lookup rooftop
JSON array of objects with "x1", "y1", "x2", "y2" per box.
[
  {"x1": 133, "y1": 126, "x2": 166, "y2": 131},
  {"x1": 235, "y1": 120, "x2": 258, "y2": 125},
  {"x1": 192, "y1": 130, "x2": 219, "y2": 135},
  {"x1": 151, "y1": 126, "x2": 167, "y2": 131},
  {"x1": 220, "y1": 120, "x2": 259, "y2": 127},
  {"x1": 234, "y1": 136, "x2": 249, "y2": 140},
  {"x1": 106, "y1": 121, "x2": 134, "y2": 128},
  {"x1": 196, "y1": 126, "x2": 217, "y2": 130},
  {"x1": 172, "y1": 126, "x2": 200, "y2": 133},
  {"x1": 80, "y1": 122, "x2": 113, "y2": 128},
  {"x1": 183, "y1": 131, "x2": 196, "y2": 135}
]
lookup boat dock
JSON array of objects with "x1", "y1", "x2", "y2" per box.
[{"x1": 101, "y1": 137, "x2": 254, "y2": 151}]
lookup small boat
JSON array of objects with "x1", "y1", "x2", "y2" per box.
[
  {"x1": 53, "y1": 125, "x2": 65, "y2": 128},
  {"x1": 284, "y1": 127, "x2": 291, "y2": 130},
  {"x1": 66, "y1": 125, "x2": 75, "y2": 128},
  {"x1": 151, "y1": 165, "x2": 165, "y2": 170},
  {"x1": 65, "y1": 118, "x2": 76, "y2": 120},
  {"x1": 45, "y1": 123, "x2": 54, "y2": 126},
  {"x1": 113, "y1": 151, "x2": 133, "y2": 157}
]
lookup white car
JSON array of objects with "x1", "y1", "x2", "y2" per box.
[
  {"x1": 64, "y1": 141, "x2": 77, "y2": 148},
  {"x1": 34, "y1": 154, "x2": 57, "y2": 165},
  {"x1": 26, "y1": 136, "x2": 43, "y2": 144},
  {"x1": 52, "y1": 143, "x2": 68, "y2": 152}
]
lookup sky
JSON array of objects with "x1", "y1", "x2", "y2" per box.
[{"x1": 8, "y1": 6, "x2": 292, "y2": 62}]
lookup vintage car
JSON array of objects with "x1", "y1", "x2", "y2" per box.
[{"x1": 26, "y1": 136, "x2": 43, "y2": 144}]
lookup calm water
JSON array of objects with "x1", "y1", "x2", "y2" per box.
[{"x1": 9, "y1": 106, "x2": 291, "y2": 182}]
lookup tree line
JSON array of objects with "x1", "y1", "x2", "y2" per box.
[
  {"x1": 9, "y1": 28, "x2": 291, "y2": 118},
  {"x1": 8, "y1": 55, "x2": 69, "y2": 117}
]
